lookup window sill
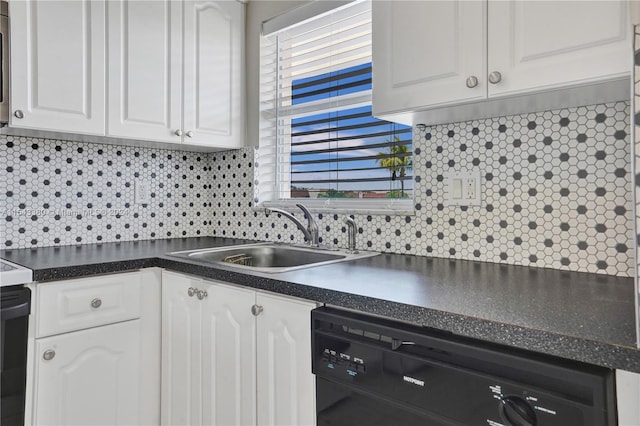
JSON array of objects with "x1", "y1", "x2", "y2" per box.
[{"x1": 254, "y1": 199, "x2": 415, "y2": 216}]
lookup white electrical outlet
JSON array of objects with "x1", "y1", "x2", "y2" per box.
[
  {"x1": 446, "y1": 171, "x2": 481, "y2": 206},
  {"x1": 135, "y1": 181, "x2": 151, "y2": 205}
]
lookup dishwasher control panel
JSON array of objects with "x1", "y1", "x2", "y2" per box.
[{"x1": 321, "y1": 348, "x2": 366, "y2": 377}]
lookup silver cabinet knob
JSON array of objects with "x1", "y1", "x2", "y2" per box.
[
  {"x1": 43, "y1": 349, "x2": 56, "y2": 361},
  {"x1": 91, "y1": 298, "x2": 102, "y2": 309},
  {"x1": 14, "y1": 110, "x2": 24, "y2": 119},
  {"x1": 488, "y1": 71, "x2": 502, "y2": 84},
  {"x1": 251, "y1": 304, "x2": 263, "y2": 316},
  {"x1": 175, "y1": 129, "x2": 183, "y2": 136},
  {"x1": 196, "y1": 289, "x2": 208, "y2": 300},
  {"x1": 186, "y1": 131, "x2": 194, "y2": 138},
  {"x1": 187, "y1": 287, "x2": 196, "y2": 297},
  {"x1": 465, "y1": 76, "x2": 478, "y2": 88}
]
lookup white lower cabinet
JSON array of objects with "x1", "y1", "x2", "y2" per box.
[
  {"x1": 33, "y1": 321, "x2": 140, "y2": 426},
  {"x1": 256, "y1": 293, "x2": 316, "y2": 426},
  {"x1": 161, "y1": 270, "x2": 317, "y2": 426},
  {"x1": 26, "y1": 269, "x2": 162, "y2": 426}
]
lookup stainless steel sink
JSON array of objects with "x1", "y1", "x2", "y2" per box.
[{"x1": 168, "y1": 243, "x2": 379, "y2": 273}]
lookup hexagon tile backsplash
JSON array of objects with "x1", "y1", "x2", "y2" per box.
[{"x1": 0, "y1": 101, "x2": 634, "y2": 276}]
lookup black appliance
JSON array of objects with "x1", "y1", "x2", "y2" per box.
[
  {"x1": 312, "y1": 307, "x2": 616, "y2": 426},
  {"x1": 1, "y1": 285, "x2": 31, "y2": 426}
]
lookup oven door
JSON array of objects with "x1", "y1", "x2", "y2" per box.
[{"x1": 1, "y1": 286, "x2": 31, "y2": 426}]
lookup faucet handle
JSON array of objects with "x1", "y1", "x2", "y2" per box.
[
  {"x1": 344, "y1": 216, "x2": 358, "y2": 254},
  {"x1": 295, "y1": 204, "x2": 319, "y2": 246}
]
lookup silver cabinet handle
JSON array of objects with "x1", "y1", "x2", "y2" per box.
[
  {"x1": 175, "y1": 129, "x2": 183, "y2": 136},
  {"x1": 251, "y1": 304, "x2": 263, "y2": 316},
  {"x1": 186, "y1": 131, "x2": 194, "y2": 138},
  {"x1": 488, "y1": 71, "x2": 502, "y2": 84},
  {"x1": 14, "y1": 110, "x2": 24, "y2": 119},
  {"x1": 91, "y1": 298, "x2": 102, "y2": 309},
  {"x1": 187, "y1": 287, "x2": 196, "y2": 297},
  {"x1": 465, "y1": 76, "x2": 478, "y2": 88},
  {"x1": 43, "y1": 349, "x2": 56, "y2": 361},
  {"x1": 196, "y1": 289, "x2": 208, "y2": 300}
]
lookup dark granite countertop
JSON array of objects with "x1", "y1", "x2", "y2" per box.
[{"x1": 2, "y1": 237, "x2": 639, "y2": 373}]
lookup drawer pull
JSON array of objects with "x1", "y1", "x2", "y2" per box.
[
  {"x1": 91, "y1": 298, "x2": 102, "y2": 309},
  {"x1": 43, "y1": 349, "x2": 56, "y2": 361},
  {"x1": 196, "y1": 289, "x2": 208, "y2": 300},
  {"x1": 188, "y1": 287, "x2": 196, "y2": 297}
]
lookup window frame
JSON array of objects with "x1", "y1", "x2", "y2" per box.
[{"x1": 255, "y1": 0, "x2": 415, "y2": 215}]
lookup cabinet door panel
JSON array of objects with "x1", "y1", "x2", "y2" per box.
[
  {"x1": 372, "y1": 0, "x2": 485, "y2": 116},
  {"x1": 256, "y1": 293, "x2": 316, "y2": 426},
  {"x1": 161, "y1": 272, "x2": 202, "y2": 426},
  {"x1": 107, "y1": 0, "x2": 182, "y2": 142},
  {"x1": 202, "y1": 281, "x2": 256, "y2": 426},
  {"x1": 183, "y1": 0, "x2": 244, "y2": 148},
  {"x1": 33, "y1": 321, "x2": 140, "y2": 426},
  {"x1": 10, "y1": 0, "x2": 105, "y2": 134},
  {"x1": 488, "y1": 0, "x2": 630, "y2": 97}
]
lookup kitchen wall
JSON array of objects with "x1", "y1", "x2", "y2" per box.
[
  {"x1": 213, "y1": 101, "x2": 633, "y2": 277},
  {"x1": 0, "y1": 101, "x2": 633, "y2": 277},
  {"x1": 0, "y1": 135, "x2": 213, "y2": 247}
]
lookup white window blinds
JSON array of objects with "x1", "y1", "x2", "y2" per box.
[{"x1": 256, "y1": 0, "x2": 413, "y2": 213}]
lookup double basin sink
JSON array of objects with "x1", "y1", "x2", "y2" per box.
[{"x1": 168, "y1": 243, "x2": 379, "y2": 273}]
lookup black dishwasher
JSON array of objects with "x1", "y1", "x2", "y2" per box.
[{"x1": 312, "y1": 307, "x2": 616, "y2": 426}]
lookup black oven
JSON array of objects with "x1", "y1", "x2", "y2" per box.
[
  {"x1": 312, "y1": 307, "x2": 616, "y2": 426},
  {"x1": 1, "y1": 285, "x2": 31, "y2": 426}
]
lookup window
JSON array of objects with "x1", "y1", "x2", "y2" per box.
[{"x1": 257, "y1": 0, "x2": 413, "y2": 213}]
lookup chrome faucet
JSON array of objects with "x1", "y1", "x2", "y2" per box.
[
  {"x1": 265, "y1": 203, "x2": 319, "y2": 247},
  {"x1": 344, "y1": 216, "x2": 358, "y2": 253}
]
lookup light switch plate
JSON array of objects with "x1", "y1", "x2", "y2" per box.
[
  {"x1": 446, "y1": 171, "x2": 481, "y2": 206},
  {"x1": 135, "y1": 181, "x2": 151, "y2": 205}
]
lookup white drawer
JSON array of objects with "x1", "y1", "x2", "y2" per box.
[{"x1": 37, "y1": 271, "x2": 142, "y2": 337}]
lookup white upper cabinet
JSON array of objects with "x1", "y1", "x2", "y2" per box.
[
  {"x1": 488, "y1": 1, "x2": 630, "y2": 97},
  {"x1": 108, "y1": 0, "x2": 244, "y2": 149},
  {"x1": 10, "y1": 0, "x2": 106, "y2": 134},
  {"x1": 107, "y1": 0, "x2": 183, "y2": 143},
  {"x1": 372, "y1": 1, "x2": 486, "y2": 113},
  {"x1": 372, "y1": 0, "x2": 631, "y2": 125},
  {"x1": 11, "y1": 0, "x2": 244, "y2": 150},
  {"x1": 182, "y1": 0, "x2": 244, "y2": 149}
]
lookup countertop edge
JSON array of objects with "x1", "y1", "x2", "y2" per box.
[{"x1": 10, "y1": 252, "x2": 640, "y2": 374}]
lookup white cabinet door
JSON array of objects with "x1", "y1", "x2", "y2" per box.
[
  {"x1": 256, "y1": 293, "x2": 316, "y2": 426},
  {"x1": 107, "y1": 0, "x2": 183, "y2": 143},
  {"x1": 201, "y1": 281, "x2": 256, "y2": 426},
  {"x1": 372, "y1": 0, "x2": 485, "y2": 115},
  {"x1": 161, "y1": 271, "x2": 202, "y2": 426},
  {"x1": 32, "y1": 320, "x2": 140, "y2": 426},
  {"x1": 487, "y1": 0, "x2": 630, "y2": 97},
  {"x1": 182, "y1": 0, "x2": 244, "y2": 149},
  {"x1": 10, "y1": 0, "x2": 106, "y2": 134}
]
